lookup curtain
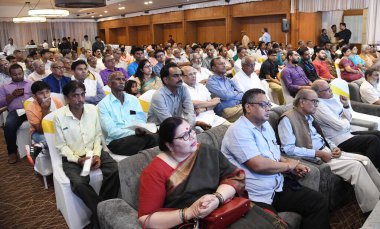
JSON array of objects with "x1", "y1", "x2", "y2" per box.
[
  {"x1": 367, "y1": 0, "x2": 380, "y2": 44},
  {"x1": 298, "y1": 0, "x2": 368, "y2": 12},
  {"x1": 322, "y1": 11, "x2": 344, "y2": 30},
  {"x1": 0, "y1": 21, "x2": 97, "y2": 52}
]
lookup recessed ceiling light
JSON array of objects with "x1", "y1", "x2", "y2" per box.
[
  {"x1": 91, "y1": 16, "x2": 94, "y2": 18},
  {"x1": 149, "y1": 1, "x2": 153, "y2": 3},
  {"x1": 104, "y1": 10, "x2": 108, "y2": 13},
  {"x1": 118, "y1": 6, "x2": 125, "y2": 10},
  {"x1": 99, "y1": 14, "x2": 103, "y2": 16},
  {"x1": 144, "y1": 1, "x2": 153, "y2": 5}
]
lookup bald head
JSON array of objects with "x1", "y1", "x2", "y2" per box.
[
  {"x1": 311, "y1": 80, "x2": 333, "y2": 99},
  {"x1": 241, "y1": 55, "x2": 256, "y2": 76},
  {"x1": 182, "y1": 66, "x2": 197, "y2": 87}
]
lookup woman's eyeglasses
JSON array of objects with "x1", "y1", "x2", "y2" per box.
[{"x1": 174, "y1": 129, "x2": 195, "y2": 141}]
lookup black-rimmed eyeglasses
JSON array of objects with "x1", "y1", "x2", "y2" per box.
[
  {"x1": 248, "y1": 101, "x2": 272, "y2": 109},
  {"x1": 302, "y1": 98, "x2": 319, "y2": 105},
  {"x1": 173, "y1": 129, "x2": 195, "y2": 141}
]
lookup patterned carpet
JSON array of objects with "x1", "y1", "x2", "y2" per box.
[{"x1": 0, "y1": 129, "x2": 368, "y2": 229}]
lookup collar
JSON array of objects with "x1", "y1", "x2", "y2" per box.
[
  {"x1": 109, "y1": 91, "x2": 128, "y2": 104},
  {"x1": 63, "y1": 105, "x2": 87, "y2": 119},
  {"x1": 162, "y1": 85, "x2": 179, "y2": 96},
  {"x1": 241, "y1": 116, "x2": 267, "y2": 132}
]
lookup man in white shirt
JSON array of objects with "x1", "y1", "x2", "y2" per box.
[
  {"x1": 3, "y1": 38, "x2": 16, "y2": 56},
  {"x1": 42, "y1": 40, "x2": 49, "y2": 49},
  {"x1": 182, "y1": 66, "x2": 226, "y2": 129},
  {"x1": 81, "y1": 35, "x2": 92, "y2": 51},
  {"x1": 360, "y1": 68, "x2": 380, "y2": 105},
  {"x1": 86, "y1": 56, "x2": 104, "y2": 87},
  {"x1": 191, "y1": 53, "x2": 212, "y2": 84},
  {"x1": 173, "y1": 48, "x2": 191, "y2": 67},
  {"x1": 233, "y1": 47, "x2": 248, "y2": 73},
  {"x1": 28, "y1": 60, "x2": 51, "y2": 82},
  {"x1": 241, "y1": 31, "x2": 250, "y2": 48},
  {"x1": 113, "y1": 48, "x2": 128, "y2": 71},
  {"x1": 40, "y1": 49, "x2": 52, "y2": 71},
  {"x1": 232, "y1": 56, "x2": 267, "y2": 94}
]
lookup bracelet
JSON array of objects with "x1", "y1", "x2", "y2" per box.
[
  {"x1": 179, "y1": 208, "x2": 187, "y2": 223},
  {"x1": 343, "y1": 105, "x2": 350, "y2": 109},
  {"x1": 214, "y1": 192, "x2": 224, "y2": 207}
]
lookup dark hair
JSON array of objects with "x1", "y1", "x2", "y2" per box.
[
  {"x1": 237, "y1": 47, "x2": 246, "y2": 54},
  {"x1": 263, "y1": 27, "x2": 268, "y2": 32},
  {"x1": 84, "y1": 35, "x2": 88, "y2": 38},
  {"x1": 40, "y1": 49, "x2": 51, "y2": 55},
  {"x1": 165, "y1": 58, "x2": 175, "y2": 65},
  {"x1": 158, "y1": 117, "x2": 185, "y2": 151},
  {"x1": 61, "y1": 49, "x2": 71, "y2": 57},
  {"x1": 6, "y1": 55, "x2": 15, "y2": 62},
  {"x1": 242, "y1": 89, "x2": 266, "y2": 115},
  {"x1": 160, "y1": 62, "x2": 178, "y2": 85},
  {"x1": 258, "y1": 41, "x2": 266, "y2": 49},
  {"x1": 9, "y1": 63, "x2": 23, "y2": 74},
  {"x1": 272, "y1": 43, "x2": 280, "y2": 49},
  {"x1": 331, "y1": 24, "x2": 336, "y2": 29},
  {"x1": 154, "y1": 49, "x2": 165, "y2": 58},
  {"x1": 135, "y1": 59, "x2": 152, "y2": 83},
  {"x1": 341, "y1": 46, "x2": 350, "y2": 54},
  {"x1": 71, "y1": 60, "x2": 87, "y2": 71},
  {"x1": 130, "y1": 46, "x2": 144, "y2": 55},
  {"x1": 31, "y1": 81, "x2": 51, "y2": 94},
  {"x1": 340, "y1": 22, "x2": 346, "y2": 27},
  {"x1": 125, "y1": 80, "x2": 138, "y2": 95},
  {"x1": 365, "y1": 68, "x2": 378, "y2": 79},
  {"x1": 349, "y1": 44, "x2": 357, "y2": 51},
  {"x1": 297, "y1": 47, "x2": 309, "y2": 56},
  {"x1": 314, "y1": 47, "x2": 324, "y2": 54},
  {"x1": 267, "y1": 49, "x2": 277, "y2": 56},
  {"x1": 62, "y1": 81, "x2": 86, "y2": 97},
  {"x1": 322, "y1": 29, "x2": 327, "y2": 33},
  {"x1": 95, "y1": 36, "x2": 100, "y2": 40},
  {"x1": 286, "y1": 50, "x2": 295, "y2": 60},
  {"x1": 210, "y1": 56, "x2": 222, "y2": 69}
]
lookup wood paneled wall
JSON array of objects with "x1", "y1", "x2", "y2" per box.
[{"x1": 98, "y1": 0, "x2": 321, "y2": 48}]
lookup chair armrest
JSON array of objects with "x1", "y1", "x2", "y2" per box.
[
  {"x1": 98, "y1": 198, "x2": 141, "y2": 229},
  {"x1": 351, "y1": 118, "x2": 378, "y2": 131},
  {"x1": 351, "y1": 101, "x2": 380, "y2": 117}
]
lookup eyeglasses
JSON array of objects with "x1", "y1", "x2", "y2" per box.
[
  {"x1": 143, "y1": 65, "x2": 152, "y2": 68},
  {"x1": 52, "y1": 66, "x2": 64, "y2": 70},
  {"x1": 174, "y1": 129, "x2": 195, "y2": 141},
  {"x1": 302, "y1": 98, "x2": 319, "y2": 105},
  {"x1": 319, "y1": 87, "x2": 331, "y2": 93},
  {"x1": 248, "y1": 101, "x2": 272, "y2": 109}
]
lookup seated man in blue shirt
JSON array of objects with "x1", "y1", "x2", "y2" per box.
[
  {"x1": 98, "y1": 71, "x2": 157, "y2": 156},
  {"x1": 42, "y1": 60, "x2": 71, "y2": 94},
  {"x1": 127, "y1": 46, "x2": 145, "y2": 76},
  {"x1": 221, "y1": 88, "x2": 329, "y2": 229},
  {"x1": 206, "y1": 57, "x2": 244, "y2": 122},
  {"x1": 152, "y1": 49, "x2": 165, "y2": 77}
]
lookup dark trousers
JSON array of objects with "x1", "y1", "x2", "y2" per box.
[
  {"x1": 62, "y1": 151, "x2": 120, "y2": 227},
  {"x1": 338, "y1": 130, "x2": 380, "y2": 168},
  {"x1": 254, "y1": 181, "x2": 330, "y2": 229},
  {"x1": 107, "y1": 134, "x2": 158, "y2": 156},
  {"x1": 3, "y1": 110, "x2": 27, "y2": 155}
]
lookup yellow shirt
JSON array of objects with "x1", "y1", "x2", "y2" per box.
[{"x1": 54, "y1": 104, "x2": 102, "y2": 163}]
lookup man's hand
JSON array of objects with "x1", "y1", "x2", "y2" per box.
[
  {"x1": 196, "y1": 121, "x2": 211, "y2": 131},
  {"x1": 340, "y1": 96, "x2": 349, "y2": 107},
  {"x1": 135, "y1": 127, "x2": 146, "y2": 136},
  {"x1": 12, "y1": 88, "x2": 24, "y2": 97},
  {"x1": 41, "y1": 98, "x2": 51, "y2": 112},
  {"x1": 331, "y1": 147, "x2": 342, "y2": 158},
  {"x1": 211, "y1": 97, "x2": 221, "y2": 106},
  {"x1": 293, "y1": 163, "x2": 310, "y2": 177},
  {"x1": 315, "y1": 150, "x2": 332, "y2": 162},
  {"x1": 91, "y1": 155, "x2": 101, "y2": 169},
  {"x1": 78, "y1": 156, "x2": 90, "y2": 167}
]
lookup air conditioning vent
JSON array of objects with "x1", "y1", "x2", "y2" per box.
[{"x1": 55, "y1": 0, "x2": 106, "y2": 8}]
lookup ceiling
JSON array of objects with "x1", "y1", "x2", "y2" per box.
[{"x1": 0, "y1": 0, "x2": 212, "y2": 19}]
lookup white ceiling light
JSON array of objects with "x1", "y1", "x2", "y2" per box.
[
  {"x1": 13, "y1": 16, "x2": 47, "y2": 23},
  {"x1": 104, "y1": 10, "x2": 108, "y2": 13},
  {"x1": 29, "y1": 9, "x2": 70, "y2": 17},
  {"x1": 144, "y1": 1, "x2": 153, "y2": 5},
  {"x1": 118, "y1": 6, "x2": 125, "y2": 10}
]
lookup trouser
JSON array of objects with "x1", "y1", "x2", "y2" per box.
[
  {"x1": 62, "y1": 150, "x2": 119, "y2": 228},
  {"x1": 107, "y1": 134, "x2": 158, "y2": 156},
  {"x1": 3, "y1": 110, "x2": 27, "y2": 155},
  {"x1": 326, "y1": 152, "x2": 380, "y2": 213},
  {"x1": 31, "y1": 132, "x2": 48, "y2": 148},
  {"x1": 254, "y1": 179, "x2": 330, "y2": 229},
  {"x1": 338, "y1": 130, "x2": 380, "y2": 168},
  {"x1": 269, "y1": 82, "x2": 285, "y2": 105},
  {"x1": 222, "y1": 104, "x2": 243, "y2": 123}
]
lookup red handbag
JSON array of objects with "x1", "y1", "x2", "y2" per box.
[{"x1": 201, "y1": 197, "x2": 251, "y2": 229}]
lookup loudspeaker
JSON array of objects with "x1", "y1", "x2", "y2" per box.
[{"x1": 282, "y1": 19, "x2": 290, "y2": 32}]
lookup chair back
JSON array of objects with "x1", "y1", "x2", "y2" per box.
[
  {"x1": 334, "y1": 59, "x2": 341, "y2": 78},
  {"x1": 280, "y1": 77, "x2": 294, "y2": 105},
  {"x1": 139, "y1": 89, "x2": 156, "y2": 113},
  {"x1": 42, "y1": 111, "x2": 62, "y2": 170}
]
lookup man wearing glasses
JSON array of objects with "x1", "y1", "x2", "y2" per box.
[
  {"x1": 278, "y1": 88, "x2": 380, "y2": 213},
  {"x1": 222, "y1": 88, "x2": 329, "y2": 229},
  {"x1": 42, "y1": 60, "x2": 71, "y2": 94},
  {"x1": 99, "y1": 54, "x2": 129, "y2": 85}
]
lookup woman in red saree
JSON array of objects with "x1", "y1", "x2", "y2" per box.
[{"x1": 138, "y1": 117, "x2": 283, "y2": 228}]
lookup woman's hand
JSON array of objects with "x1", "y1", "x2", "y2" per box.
[{"x1": 186, "y1": 194, "x2": 219, "y2": 219}]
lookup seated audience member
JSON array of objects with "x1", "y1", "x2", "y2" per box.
[
  {"x1": 218, "y1": 46, "x2": 234, "y2": 73},
  {"x1": 259, "y1": 49, "x2": 285, "y2": 104},
  {"x1": 282, "y1": 51, "x2": 312, "y2": 97},
  {"x1": 360, "y1": 68, "x2": 380, "y2": 104},
  {"x1": 349, "y1": 45, "x2": 366, "y2": 72},
  {"x1": 339, "y1": 46, "x2": 363, "y2": 82},
  {"x1": 221, "y1": 89, "x2": 329, "y2": 228},
  {"x1": 62, "y1": 57, "x2": 73, "y2": 77},
  {"x1": 255, "y1": 41, "x2": 268, "y2": 59},
  {"x1": 0, "y1": 59, "x2": 12, "y2": 87},
  {"x1": 206, "y1": 57, "x2": 244, "y2": 122},
  {"x1": 182, "y1": 66, "x2": 225, "y2": 129},
  {"x1": 42, "y1": 60, "x2": 71, "y2": 94},
  {"x1": 98, "y1": 71, "x2": 157, "y2": 156},
  {"x1": 191, "y1": 53, "x2": 212, "y2": 84},
  {"x1": 124, "y1": 80, "x2": 139, "y2": 96},
  {"x1": 152, "y1": 50, "x2": 165, "y2": 76},
  {"x1": 306, "y1": 41, "x2": 314, "y2": 56},
  {"x1": 40, "y1": 49, "x2": 52, "y2": 71},
  {"x1": 87, "y1": 56, "x2": 104, "y2": 87},
  {"x1": 311, "y1": 80, "x2": 380, "y2": 168},
  {"x1": 201, "y1": 44, "x2": 215, "y2": 70},
  {"x1": 129, "y1": 59, "x2": 162, "y2": 94},
  {"x1": 234, "y1": 56, "x2": 266, "y2": 93},
  {"x1": 100, "y1": 54, "x2": 129, "y2": 85},
  {"x1": 113, "y1": 48, "x2": 128, "y2": 71},
  {"x1": 148, "y1": 63, "x2": 195, "y2": 126},
  {"x1": 55, "y1": 81, "x2": 119, "y2": 228},
  {"x1": 24, "y1": 57, "x2": 34, "y2": 76},
  {"x1": 298, "y1": 47, "x2": 319, "y2": 82},
  {"x1": 72, "y1": 60, "x2": 105, "y2": 105},
  {"x1": 147, "y1": 50, "x2": 158, "y2": 67},
  {"x1": 233, "y1": 47, "x2": 248, "y2": 73},
  {"x1": 25, "y1": 81, "x2": 63, "y2": 165},
  {"x1": 278, "y1": 89, "x2": 380, "y2": 213},
  {"x1": 127, "y1": 46, "x2": 145, "y2": 76},
  {"x1": 173, "y1": 48, "x2": 191, "y2": 67},
  {"x1": 0, "y1": 64, "x2": 33, "y2": 164},
  {"x1": 360, "y1": 45, "x2": 377, "y2": 68},
  {"x1": 312, "y1": 48, "x2": 334, "y2": 81},
  {"x1": 28, "y1": 60, "x2": 51, "y2": 82},
  {"x1": 139, "y1": 117, "x2": 283, "y2": 228},
  {"x1": 94, "y1": 49, "x2": 106, "y2": 71}
]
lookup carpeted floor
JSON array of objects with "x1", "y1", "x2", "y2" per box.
[{"x1": 0, "y1": 129, "x2": 368, "y2": 229}]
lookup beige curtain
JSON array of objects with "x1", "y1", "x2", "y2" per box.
[
  {"x1": 298, "y1": 0, "x2": 368, "y2": 12},
  {"x1": 367, "y1": 0, "x2": 380, "y2": 44},
  {"x1": 0, "y1": 21, "x2": 97, "y2": 52}
]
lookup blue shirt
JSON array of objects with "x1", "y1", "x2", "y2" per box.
[
  {"x1": 221, "y1": 116, "x2": 284, "y2": 204},
  {"x1": 97, "y1": 92, "x2": 146, "y2": 145},
  {"x1": 206, "y1": 75, "x2": 243, "y2": 115},
  {"x1": 127, "y1": 61, "x2": 139, "y2": 76},
  {"x1": 262, "y1": 32, "x2": 271, "y2": 43},
  {"x1": 152, "y1": 62, "x2": 164, "y2": 77},
  {"x1": 42, "y1": 74, "x2": 71, "y2": 94},
  {"x1": 349, "y1": 55, "x2": 366, "y2": 67}
]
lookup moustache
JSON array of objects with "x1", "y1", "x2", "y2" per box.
[{"x1": 176, "y1": 80, "x2": 183, "y2": 85}]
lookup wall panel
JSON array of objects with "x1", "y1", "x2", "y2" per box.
[{"x1": 195, "y1": 20, "x2": 226, "y2": 44}]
